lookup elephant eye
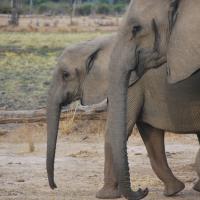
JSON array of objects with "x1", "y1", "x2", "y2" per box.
[
  {"x1": 132, "y1": 25, "x2": 142, "y2": 36},
  {"x1": 62, "y1": 71, "x2": 70, "y2": 80}
]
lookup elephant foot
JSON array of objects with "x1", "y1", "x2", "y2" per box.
[
  {"x1": 164, "y1": 180, "x2": 185, "y2": 196},
  {"x1": 96, "y1": 185, "x2": 121, "y2": 199},
  {"x1": 193, "y1": 180, "x2": 200, "y2": 192},
  {"x1": 122, "y1": 188, "x2": 149, "y2": 200}
]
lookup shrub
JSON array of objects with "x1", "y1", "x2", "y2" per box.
[
  {"x1": 0, "y1": 5, "x2": 11, "y2": 14},
  {"x1": 0, "y1": 1, "x2": 11, "y2": 14},
  {"x1": 76, "y1": 3, "x2": 94, "y2": 16},
  {"x1": 113, "y1": 3, "x2": 126, "y2": 14},
  {"x1": 37, "y1": 2, "x2": 71, "y2": 15},
  {"x1": 38, "y1": 4, "x2": 49, "y2": 13},
  {"x1": 98, "y1": 0, "x2": 110, "y2": 3},
  {"x1": 96, "y1": 3, "x2": 111, "y2": 15}
]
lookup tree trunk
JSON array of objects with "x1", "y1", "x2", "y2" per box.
[
  {"x1": 0, "y1": 103, "x2": 107, "y2": 124},
  {"x1": 29, "y1": 0, "x2": 33, "y2": 15},
  {"x1": 70, "y1": 0, "x2": 76, "y2": 25},
  {"x1": 9, "y1": 0, "x2": 19, "y2": 26}
]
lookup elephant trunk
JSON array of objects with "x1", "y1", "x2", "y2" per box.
[
  {"x1": 107, "y1": 43, "x2": 148, "y2": 199},
  {"x1": 107, "y1": 70, "x2": 133, "y2": 196},
  {"x1": 46, "y1": 97, "x2": 61, "y2": 189}
]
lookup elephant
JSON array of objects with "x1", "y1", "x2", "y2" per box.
[
  {"x1": 46, "y1": 33, "x2": 182, "y2": 196},
  {"x1": 46, "y1": 34, "x2": 115, "y2": 190},
  {"x1": 103, "y1": 0, "x2": 200, "y2": 199}
]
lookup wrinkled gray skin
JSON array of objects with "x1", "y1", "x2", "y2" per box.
[
  {"x1": 104, "y1": 0, "x2": 200, "y2": 199},
  {"x1": 98, "y1": 64, "x2": 200, "y2": 200},
  {"x1": 167, "y1": 0, "x2": 200, "y2": 83},
  {"x1": 46, "y1": 33, "x2": 177, "y2": 196},
  {"x1": 46, "y1": 34, "x2": 115, "y2": 190}
]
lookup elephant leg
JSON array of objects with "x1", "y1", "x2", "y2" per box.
[
  {"x1": 193, "y1": 147, "x2": 200, "y2": 192},
  {"x1": 137, "y1": 122, "x2": 185, "y2": 196},
  {"x1": 96, "y1": 141, "x2": 121, "y2": 199},
  {"x1": 96, "y1": 126, "x2": 134, "y2": 199},
  {"x1": 97, "y1": 85, "x2": 144, "y2": 199}
]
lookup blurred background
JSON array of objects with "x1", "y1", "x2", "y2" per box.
[{"x1": 0, "y1": 0, "x2": 128, "y2": 110}]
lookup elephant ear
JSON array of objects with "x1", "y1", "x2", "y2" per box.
[
  {"x1": 167, "y1": 0, "x2": 200, "y2": 83},
  {"x1": 85, "y1": 49, "x2": 100, "y2": 74},
  {"x1": 81, "y1": 34, "x2": 115, "y2": 105},
  {"x1": 81, "y1": 48, "x2": 108, "y2": 105}
]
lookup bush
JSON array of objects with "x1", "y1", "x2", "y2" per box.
[
  {"x1": 38, "y1": 4, "x2": 49, "y2": 13},
  {"x1": 113, "y1": 3, "x2": 126, "y2": 14},
  {"x1": 98, "y1": 0, "x2": 110, "y2": 3},
  {"x1": 76, "y1": 3, "x2": 94, "y2": 16},
  {"x1": 0, "y1": 5, "x2": 11, "y2": 14},
  {"x1": 0, "y1": 1, "x2": 11, "y2": 14},
  {"x1": 37, "y1": 2, "x2": 71, "y2": 15},
  {"x1": 96, "y1": 3, "x2": 111, "y2": 15}
]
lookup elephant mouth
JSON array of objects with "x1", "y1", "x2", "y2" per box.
[
  {"x1": 61, "y1": 91, "x2": 81, "y2": 107},
  {"x1": 60, "y1": 93, "x2": 72, "y2": 107}
]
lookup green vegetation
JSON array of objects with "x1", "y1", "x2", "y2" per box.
[
  {"x1": 0, "y1": 0, "x2": 127, "y2": 15},
  {"x1": 76, "y1": 2, "x2": 126, "y2": 16},
  {"x1": 0, "y1": 32, "x2": 107, "y2": 110},
  {"x1": 34, "y1": 2, "x2": 126, "y2": 15},
  {"x1": 76, "y1": 3, "x2": 93, "y2": 16},
  {"x1": 96, "y1": 3, "x2": 111, "y2": 15}
]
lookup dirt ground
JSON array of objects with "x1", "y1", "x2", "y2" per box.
[{"x1": 0, "y1": 122, "x2": 200, "y2": 200}]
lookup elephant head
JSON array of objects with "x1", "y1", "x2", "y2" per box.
[
  {"x1": 46, "y1": 34, "x2": 115, "y2": 189},
  {"x1": 106, "y1": 0, "x2": 200, "y2": 199}
]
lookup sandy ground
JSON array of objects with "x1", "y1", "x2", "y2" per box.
[{"x1": 0, "y1": 122, "x2": 200, "y2": 200}]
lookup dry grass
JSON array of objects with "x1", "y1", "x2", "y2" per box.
[
  {"x1": 59, "y1": 101, "x2": 106, "y2": 136},
  {"x1": 0, "y1": 123, "x2": 46, "y2": 153},
  {"x1": 0, "y1": 15, "x2": 120, "y2": 33},
  {"x1": 0, "y1": 120, "x2": 198, "y2": 158},
  {"x1": 59, "y1": 102, "x2": 78, "y2": 135},
  {"x1": 60, "y1": 119, "x2": 106, "y2": 136},
  {"x1": 0, "y1": 117, "x2": 106, "y2": 153}
]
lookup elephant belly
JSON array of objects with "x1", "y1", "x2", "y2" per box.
[{"x1": 141, "y1": 65, "x2": 200, "y2": 133}]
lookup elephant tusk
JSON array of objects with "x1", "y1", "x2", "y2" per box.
[
  {"x1": 62, "y1": 99, "x2": 108, "y2": 113},
  {"x1": 78, "y1": 99, "x2": 108, "y2": 113}
]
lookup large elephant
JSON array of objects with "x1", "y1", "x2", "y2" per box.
[{"x1": 104, "y1": 0, "x2": 200, "y2": 199}]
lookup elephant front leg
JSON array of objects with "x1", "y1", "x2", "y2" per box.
[
  {"x1": 96, "y1": 124, "x2": 135, "y2": 199},
  {"x1": 96, "y1": 141, "x2": 121, "y2": 199},
  {"x1": 137, "y1": 122, "x2": 185, "y2": 196}
]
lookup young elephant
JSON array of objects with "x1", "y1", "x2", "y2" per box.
[{"x1": 46, "y1": 34, "x2": 114, "y2": 189}]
